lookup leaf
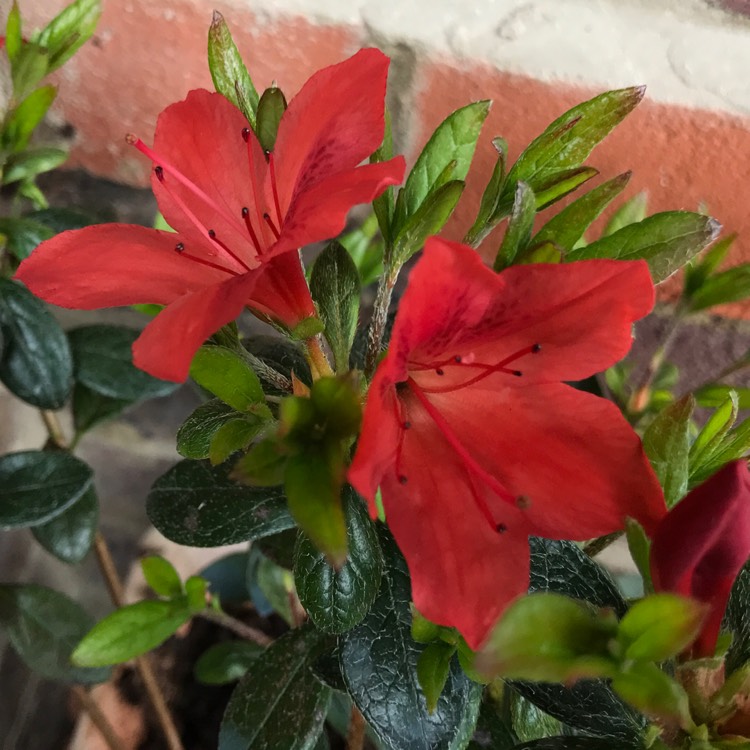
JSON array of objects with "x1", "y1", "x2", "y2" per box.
[
  {"x1": 0, "y1": 451, "x2": 93, "y2": 529},
  {"x1": 2, "y1": 147, "x2": 67, "y2": 184},
  {"x1": 190, "y1": 345, "x2": 269, "y2": 415},
  {"x1": 512, "y1": 740, "x2": 636, "y2": 750},
  {"x1": 310, "y1": 241, "x2": 361, "y2": 373},
  {"x1": 567, "y1": 212, "x2": 721, "y2": 283},
  {"x1": 147, "y1": 460, "x2": 294, "y2": 547},
  {"x1": 533, "y1": 167, "x2": 598, "y2": 212},
  {"x1": 689, "y1": 413, "x2": 750, "y2": 487},
  {"x1": 624, "y1": 518, "x2": 653, "y2": 595},
  {"x1": 688, "y1": 263, "x2": 750, "y2": 311},
  {"x1": 141, "y1": 555, "x2": 183, "y2": 598},
  {"x1": 465, "y1": 137, "x2": 508, "y2": 246},
  {"x1": 68, "y1": 325, "x2": 177, "y2": 401},
  {"x1": 254, "y1": 554, "x2": 295, "y2": 625},
  {"x1": 209, "y1": 417, "x2": 264, "y2": 466},
  {"x1": 0, "y1": 584, "x2": 111, "y2": 683},
  {"x1": 340, "y1": 214, "x2": 383, "y2": 286},
  {"x1": 4, "y1": 85, "x2": 58, "y2": 152},
  {"x1": 724, "y1": 559, "x2": 750, "y2": 674},
  {"x1": 533, "y1": 172, "x2": 631, "y2": 252},
  {"x1": 642, "y1": 394, "x2": 694, "y2": 508},
  {"x1": 219, "y1": 627, "x2": 332, "y2": 750},
  {"x1": 27, "y1": 207, "x2": 95, "y2": 233},
  {"x1": 0, "y1": 216, "x2": 54, "y2": 260},
  {"x1": 494, "y1": 182, "x2": 536, "y2": 270},
  {"x1": 195, "y1": 641, "x2": 264, "y2": 685},
  {"x1": 0, "y1": 278, "x2": 73, "y2": 408},
  {"x1": 10, "y1": 43, "x2": 49, "y2": 101},
  {"x1": 244, "y1": 335, "x2": 311, "y2": 390},
  {"x1": 395, "y1": 101, "x2": 490, "y2": 228},
  {"x1": 5, "y1": 2, "x2": 22, "y2": 62},
  {"x1": 31, "y1": 485, "x2": 98, "y2": 564},
  {"x1": 690, "y1": 392, "x2": 739, "y2": 470},
  {"x1": 177, "y1": 399, "x2": 239, "y2": 460},
  {"x1": 372, "y1": 108, "x2": 395, "y2": 244},
  {"x1": 73, "y1": 598, "x2": 192, "y2": 667},
  {"x1": 418, "y1": 641, "x2": 457, "y2": 714},
  {"x1": 684, "y1": 233, "x2": 736, "y2": 297},
  {"x1": 294, "y1": 487, "x2": 383, "y2": 633},
  {"x1": 340, "y1": 529, "x2": 482, "y2": 750},
  {"x1": 466, "y1": 696, "x2": 516, "y2": 750},
  {"x1": 72, "y1": 382, "x2": 130, "y2": 437},
  {"x1": 33, "y1": 0, "x2": 101, "y2": 71},
  {"x1": 208, "y1": 10, "x2": 259, "y2": 125},
  {"x1": 603, "y1": 192, "x2": 648, "y2": 237},
  {"x1": 256, "y1": 86, "x2": 287, "y2": 153}
]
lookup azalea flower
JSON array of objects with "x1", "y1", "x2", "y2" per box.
[
  {"x1": 15, "y1": 48, "x2": 405, "y2": 381},
  {"x1": 650, "y1": 459, "x2": 750, "y2": 658},
  {"x1": 348, "y1": 237, "x2": 667, "y2": 649}
]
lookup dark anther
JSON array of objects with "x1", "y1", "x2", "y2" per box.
[
  {"x1": 513, "y1": 370, "x2": 523, "y2": 377},
  {"x1": 242, "y1": 207, "x2": 249, "y2": 217},
  {"x1": 399, "y1": 475, "x2": 408, "y2": 485},
  {"x1": 396, "y1": 382, "x2": 408, "y2": 393},
  {"x1": 496, "y1": 523, "x2": 508, "y2": 533},
  {"x1": 175, "y1": 242, "x2": 184, "y2": 252},
  {"x1": 154, "y1": 165, "x2": 164, "y2": 180},
  {"x1": 208, "y1": 229, "x2": 216, "y2": 239},
  {"x1": 436, "y1": 368, "x2": 445, "y2": 376},
  {"x1": 516, "y1": 495, "x2": 531, "y2": 510},
  {"x1": 264, "y1": 149, "x2": 271, "y2": 158},
  {"x1": 454, "y1": 355, "x2": 462, "y2": 363},
  {"x1": 263, "y1": 212, "x2": 271, "y2": 220},
  {"x1": 241, "y1": 127, "x2": 250, "y2": 142},
  {"x1": 532, "y1": 343, "x2": 542, "y2": 353},
  {"x1": 403, "y1": 421, "x2": 411, "y2": 430}
]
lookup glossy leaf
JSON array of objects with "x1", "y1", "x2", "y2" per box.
[
  {"x1": 72, "y1": 382, "x2": 130, "y2": 437},
  {"x1": 147, "y1": 460, "x2": 294, "y2": 546},
  {"x1": 177, "y1": 399, "x2": 239, "y2": 460},
  {"x1": 219, "y1": 627, "x2": 332, "y2": 750},
  {"x1": 417, "y1": 641, "x2": 457, "y2": 714},
  {"x1": 0, "y1": 584, "x2": 111, "y2": 684},
  {"x1": 141, "y1": 555, "x2": 183, "y2": 598},
  {"x1": 68, "y1": 325, "x2": 177, "y2": 401},
  {"x1": 0, "y1": 451, "x2": 93, "y2": 529},
  {"x1": 294, "y1": 488, "x2": 383, "y2": 633},
  {"x1": 724, "y1": 559, "x2": 750, "y2": 674},
  {"x1": 568, "y1": 212, "x2": 721, "y2": 283},
  {"x1": 494, "y1": 181, "x2": 535, "y2": 270},
  {"x1": 194, "y1": 641, "x2": 264, "y2": 685},
  {"x1": 0, "y1": 278, "x2": 72, "y2": 408},
  {"x1": 31, "y1": 485, "x2": 98, "y2": 564},
  {"x1": 340, "y1": 529, "x2": 482, "y2": 750}
]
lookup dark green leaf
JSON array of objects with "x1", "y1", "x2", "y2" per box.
[
  {"x1": 68, "y1": 325, "x2": 177, "y2": 401},
  {"x1": 27, "y1": 207, "x2": 95, "y2": 233},
  {"x1": 395, "y1": 101, "x2": 489, "y2": 228},
  {"x1": 141, "y1": 555, "x2": 183, "y2": 598},
  {"x1": 466, "y1": 696, "x2": 516, "y2": 750},
  {"x1": 494, "y1": 182, "x2": 536, "y2": 270},
  {"x1": 208, "y1": 10, "x2": 259, "y2": 124},
  {"x1": 684, "y1": 233, "x2": 736, "y2": 297},
  {"x1": 513, "y1": 739, "x2": 636, "y2": 750},
  {"x1": 533, "y1": 172, "x2": 631, "y2": 252},
  {"x1": 724, "y1": 559, "x2": 750, "y2": 674},
  {"x1": 256, "y1": 528, "x2": 297, "y2": 569},
  {"x1": 642, "y1": 395, "x2": 693, "y2": 508},
  {"x1": 73, "y1": 598, "x2": 192, "y2": 666},
  {"x1": 256, "y1": 86, "x2": 287, "y2": 153},
  {"x1": 4, "y1": 85, "x2": 57, "y2": 152},
  {"x1": 72, "y1": 382, "x2": 130, "y2": 436},
  {"x1": 0, "y1": 278, "x2": 72, "y2": 408},
  {"x1": 147, "y1": 460, "x2": 294, "y2": 547},
  {"x1": 3, "y1": 147, "x2": 67, "y2": 184},
  {"x1": 219, "y1": 627, "x2": 332, "y2": 750},
  {"x1": 294, "y1": 488, "x2": 383, "y2": 633},
  {"x1": 177, "y1": 399, "x2": 239, "y2": 460},
  {"x1": 31, "y1": 485, "x2": 98, "y2": 564},
  {"x1": 567, "y1": 212, "x2": 721, "y2": 283},
  {"x1": 0, "y1": 216, "x2": 54, "y2": 260},
  {"x1": 688, "y1": 263, "x2": 750, "y2": 311},
  {"x1": 33, "y1": 0, "x2": 101, "y2": 71},
  {"x1": 0, "y1": 584, "x2": 110, "y2": 683},
  {"x1": 0, "y1": 450, "x2": 93, "y2": 528},
  {"x1": 340, "y1": 529, "x2": 482, "y2": 750},
  {"x1": 510, "y1": 693, "x2": 562, "y2": 743},
  {"x1": 310, "y1": 242, "x2": 361, "y2": 373},
  {"x1": 209, "y1": 417, "x2": 264, "y2": 466},
  {"x1": 195, "y1": 641, "x2": 264, "y2": 685}
]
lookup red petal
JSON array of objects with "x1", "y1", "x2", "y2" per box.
[
  {"x1": 390, "y1": 238, "x2": 653, "y2": 384},
  {"x1": 273, "y1": 48, "x2": 392, "y2": 214},
  {"x1": 269, "y1": 158, "x2": 405, "y2": 259},
  {"x1": 15, "y1": 224, "x2": 219, "y2": 308},
  {"x1": 248, "y1": 252, "x2": 316, "y2": 328},
  {"x1": 150, "y1": 89, "x2": 260, "y2": 265},
  {"x1": 132, "y1": 271, "x2": 259, "y2": 382}
]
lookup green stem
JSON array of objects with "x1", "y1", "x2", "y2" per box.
[{"x1": 365, "y1": 269, "x2": 396, "y2": 378}]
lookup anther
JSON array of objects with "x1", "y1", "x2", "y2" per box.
[
  {"x1": 436, "y1": 368, "x2": 445, "y2": 376},
  {"x1": 175, "y1": 242, "x2": 184, "y2": 252},
  {"x1": 154, "y1": 165, "x2": 164, "y2": 181},
  {"x1": 513, "y1": 370, "x2": 522, "y2": 377},
  {"x1": 262, "y1": 212, "x2": 281, "y2": 240},
  {"x1": 241, "y1": 127, "x2": 250, "y2": 142},
  {"x1": 532, "y1": 343, "x2": 542, "y2": 353},
  {"x1": 399, "y1": 475, "x2": 408, "y2": 485},
  {"x1": 516, "y1": 495, "x2": 531, "y2": 510},
  {"x1": 454, "y1": 355, "x2": 462, "y2": 363},
  {"x1": 242, "y1": 207, "x2": 249, "y2": 217},
  {"x1": 403, "y1": 421, "x2": 411, "y2": 430},
  {"x1": 496, "y1": 523, "x2": 508, "y2": 534},
  {"x1": 208, "y1": 229, "x2": 216, "y2": 239}
]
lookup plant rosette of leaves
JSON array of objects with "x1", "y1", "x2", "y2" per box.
[{"x1": 6, "y1": 5, "x2": 750, "y2": 750}]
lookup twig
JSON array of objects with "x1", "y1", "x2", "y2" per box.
[
  {"x1": 583, "y1": 530, "x2": 624, "y2": 558},
  {"x1": 364, "y1": 271, "x2": 395, "y2": 378},
  {"x1": 197, "y1": 608, "x2": 272, "y2": 647},
  {"x1": 71, "y1": 686, "x2": 128, "y2": 750},
  {"x1": 40, "y1": 409, "x2": 67, "y2": 449},
  {"x1": 346, "y1": 705, "x2": 367, "y2": 750}
]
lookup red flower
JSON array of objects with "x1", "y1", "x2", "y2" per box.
[
  {"x1": 348, "y1": 237, "x2": 666, "y2": 649},
  {"x1": 651, "y1": 460, "x2": 750, "y2": 658},
  {"x1": 15, "y1": 48, "x2": 405, "y2": 382}
]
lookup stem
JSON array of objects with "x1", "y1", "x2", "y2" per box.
[
  {"x1": 365, "y1": 270, "x2": 395, "y2": 378},
  {"x1": 305, "y1": 335, "x2": 334, "y2": 380},
  {"x1": 583, "y1": 530, "x2": 623, "y2": 558},
  {"x1": 346, "y1": 705, "x2": 367, "y2": 750},
  {"x1": 71, "y1": 686, "x2": 128, "y2": 750},
  {"x1": 238, "y1": 348, "x2": 293, "y2": 393},
  {"x1": 40, "y1": 409, "x2": 67, "y2": 449},
  {"x1": 197, "y1": 608, "x2": 272, "y2": 647}
]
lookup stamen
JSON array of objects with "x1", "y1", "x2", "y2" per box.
[
  {"x1": 175, "y1": 242, "x2": 184, "y2": 252},
  {"x1": 496, "y1": 523, "x2": 508, "y2": 533},
  {"x1": 173, "y1": 246, "x2": 238, "y2": 276},
  {"x1": 242, "y1": 128, "x2": 273, "y2": 250},
  {"x1": 205, "y1": 229, "x2": 254, "y2": 272},
  {"x1": 266, "y1": 150, "x2": 283, "y2": 226},
  {"x1": 263, "y1": 213, "x2": 281, "y2": 240},
  {"x1": 399, "y1": 475, "x2": 408, "y2": 485},
  {"x1": 435, "y1": 368, "x2": 445, "y2": 376},
  {"x1": 241, "y1": 207, "x2": 262, "y2": 254}
]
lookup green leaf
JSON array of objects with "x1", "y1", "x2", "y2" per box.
[
  {"x1": 190, "y1": 345, "x2": 269, "y2": 415},
  {"x1": 294, "y1": 487, "x2": 383, "y2": 633},
  {"x1": 395, "y1": 101, "x2": 490, "y2": 229},
  {"x1": 466, "y1": 696, "x2": 516, "y2": 750},
  {"x1": 617, "y1": 593, "x2": 706, "y2": 662},
  {"x1": 194, "y1": 641, "x2": 264, "y2": 685},
  {"x1": 417, "y1": 641, "x2": 457, "y2": 714},
  {"x1": 567, "y1": 212, "x2": 721, "y2": 283},
  {"x1": 256, "y1": 86, "x2": 287, "y2": 153},
  {"x1": 510, "y1": 693, "x2": 562, "y2": 743},
  {"x1": 371, "y1": 108, "x2": 395, "y2": 244},
  {"x1": 0, "y1": 451, "x2": 93, "y2": 528},
  {"x1": 244, "y1": 335, "x2": 311, "y2": 390},
  {"x1": 532, "y1": 167, "x2": 598, "y2": 212},
  {"x1": 687, "y1": 263, "x2": 750, "y2": 311},
  {"x1": 513, "y1": 740, "x2": 636, "y2": 750},
  {"x1": 185, "y1": 575, "x2": 208, "y2": 612},
  {"x1": 494, "y1": 181, "x2": 536, "y2": 270},
  {"x1": 624, "y1": 518, "x2": 653, "y2": 595},
  {"x1": 0, "y1": 216, "x2": 54, "y2": 260},
  {"x1": 533, "y1": 172, "x2": 631, "y2": 252},
  {"x1": 0, "y1": 584, "x2": 110, "y2": 683},
  {"x1": 603, "y1": 192, "x2": 648, "y2": 237},
  {"x1": 724, "y1": 559, "x2": 750, "y2": 674},
  {"x1": 392, "y1": 180, "x2": 465, "y2": 268},
  {"x1": 68, "y1": 325, "x2": 178, "y2": 401},
  {"x1": 177, "y1": 399, "x2": 239, "y2": 460},
  {"x1": 310, "y1": 241, "x2": 361, "y2": 373},
  {"x1": 33, "y1": 0, "x2": 101, "y2": 71},
  {"x1": 0, "y1": 278, "x2": 72, "y2": 408},
  {"x1": 233, "y1": 438, "x2": 287, "y2": 487},
  {"x1": 690, "y1": 391, "x2": 739, "y2": 470},
  {"x1": 147, "y1": 460, "x2": 294, "y2": 547},
  {"x1": 499, "y1": 87, "x2": 643, "y2": 216},
  {"x1": 207, "y1": 10, "x2": 259, "y2": 125},
  {"x1": 219, "y1": 627, "x2": 332, "y2": 750},
  {"x1": 465, "y1": 137, "x2": 507, "y2": 246},
  {"x1": 688, "y1": 412, "x2": 750, "y2": 487},
  {"x1": 4, "y1": 85, "x2": 58, "y2": 152},
  {"x1": 642, "y1": 394, "x2": 693, "y2": 508},
  {"x1": 285, "y1": 447, "x2": 348, "y2": 567},
  {"x1": 209, "y1": 417, "x2": 264, "y2": 466},
  {"x1": 2, "y1": 147, "x2": 67, "y2": 184},
  {"x1": 684, "y1": 233, "x2": 736, "y2": 297},
  {"x1": 340, "y1": 529, "x2": 482, "y2": 750},
  {"x1": 254, "y1": 555, "x2": 295, "y2": 625},
  {"x1": 141, "y1": 555, "x2": 183, "y2": 598},
  {"x1": 10, "y1": 42, "x2": 49, "y2": 101},
  {"x1": 5, "y1": 2, "x2": 22, "y2": 62},
  {"x1": 26, "y1": 207, "x2": 95, "y2": 234},
  {"x1": 694, "y1": 383, "x2": 750, "y2": 410},
  {"x1": 72, "y1": 382, "x2": 130, "y2": 437},
  {"x1": 72, "y1": 598, "x2": 192, "y2": 667},
  {"x1": 256, "y1": 528, "x2": 297, "y2": 569},
  {"x1": 31, "y1": 485, "x2": 98, "y2": 564}
]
